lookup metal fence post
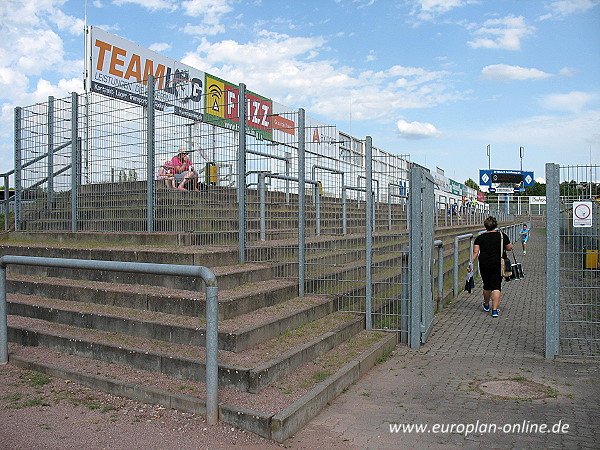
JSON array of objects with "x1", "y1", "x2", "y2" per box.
[
  {"x1": 434, "y1": 240, "x2": 444, "y2": 306},
  {"x1": 70, "y1": 92, "x2": 79, "y2": 232},
  {"x1": 0, "y1": 264, "x2": 6, "y2": 364},
  {"x1": 315, "y1": 185, "x2": 321, "y2": 236},
  {"x1": 545, "y1": 162, "x2": 560, "y2": 358},
  {"x1": 453, "y1": 233, "x2": 474, "y2": 297},
  {"x1": 365, "y1": 136, "x2": 373, "y2": 330},
  {"x1": 2, "y1": 174, "x2": 9, "y2": 232},
  {"x1": 204, "y1": 284, "x2": 219, "y2": 425},
  {"x1": 47, "y1": 96, "x2": 54, "y2": 210},
  {"x1": 146, "y1": 75, "x2": 155, "y2": 233},
  {"x1": 258, "y1": 173, "x2": 266, "y2": 241},
  {"x1": 14, "y1": 107, "x2": 21, "y2": 231},
  {"x1": 342, "y1": 187, "x2": 347, "y2": 235},
  {"x1": 298, "y1": 108, "x2": 306, "y2": 297},
  {"x1": 238, "y1": 83, "x2": 247, "y2": 264},
  {"x1": 408, "y1": 166, "x2": 422, "y2": 349}
]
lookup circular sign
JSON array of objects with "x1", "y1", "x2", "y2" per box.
[{"x1": 574, "y1": 203, "x2": 591, "y2": 220}]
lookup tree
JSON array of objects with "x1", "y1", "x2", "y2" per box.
[
  {"x1": 524, "y1": 181, "x2": 546, "y2": 196},
  {"x1": 464, "y1": 178, "x2": 479, "y2": 190}
]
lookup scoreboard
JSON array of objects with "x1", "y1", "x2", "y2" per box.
[{"x1": 492, "y1": 172, "x2": 523, "y2": 184}]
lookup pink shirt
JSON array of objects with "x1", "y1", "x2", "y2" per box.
[{"x1": 171, "y1": 155, "x2": 192, "y2": 173}]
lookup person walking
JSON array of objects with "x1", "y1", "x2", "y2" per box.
[
  {"x1": 467, "y1": 216, "x2": 513, "y2": 318},
  {"x1": 519, "y1": 223, "x2": 530, "y2": 255}
]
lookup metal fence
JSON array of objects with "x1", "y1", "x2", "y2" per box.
[
  {"x1": 546, "y1": 163, "x2": 599, "y2": 358},
  {"x1": 488, "y1": 195, "x2": 547, "y2": 216},
  {"x1": 9, "y1": 78, "x2": 515, "y2": 348}
]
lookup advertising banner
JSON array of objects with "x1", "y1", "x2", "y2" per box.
[
  {"x1": 271, "y1": 102, "x2": 297, "y2": 147},
  {"x1": 271, "y1": 103, "x2": 338, "y2": 157},
  {"x1": 87, "y1": 26, "x2": 204, "y2": 121},
  {"x1": 305, "y1": 115, "x2": 339, "y2": 159},
  {"x1": 204, "y1": 73, "x2": 273, "y2": 140},
  {"x1": 529, "y1": 196, "x2": 547, "y2": 205},
  {"x1": 450, "y1": 179, "x2": 462, "y2": 195},
  {"x1": 432, "y1": 172, "x2": 451, "y2": 194}
]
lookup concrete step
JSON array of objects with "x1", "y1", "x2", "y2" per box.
[
  {"x1": 8, "y1": 327, "x2": 396, "y2": 442},
  {"x1": 7, "y1": 308, "x2": 365, "y2": 393}
]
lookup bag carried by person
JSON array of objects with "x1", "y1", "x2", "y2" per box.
[
  {"x1": 509, "y1": 250, "x2": 525, "y2": 280},
  {"x1": 464, "y1": 262, "x2": 475, "y2": 293},
  {"x1": 500, "y1": 233, "x2": 513, "y2": 279}
]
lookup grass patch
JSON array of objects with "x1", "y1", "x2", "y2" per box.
[
  {"x1": 376, "y1": 347, "x2": 394, "y2": 364},
  {"x1": 22, "y1": 397, "x2": 50, "y2": 407},
  {"x1": 71, "y1": 397, "x2": 102, "y2": 410},
  {"x1": 3, "y1": 393, "x2": 50, "y2": 409},
  {"x1": 21, "y1": 371, "x2": 52, "y2": 387}
]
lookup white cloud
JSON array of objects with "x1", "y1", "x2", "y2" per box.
[
  {"x1": 182, "y1": 0, "x2": 232, "y2": 16},
  {"x1": 112, "y1": 0, "x2": 177, "y2": 12},
  {"x1": 31, "y1": 77, "x2": 83, "y2": 101},
  {"x1": 409, "y1": 0, "x2": 473, "y2": 21},
  {"x1": 558, "y1": 67, "x2": 576, "y2": 77},
  {"x1": 540, "y1": 91, "x2": 597, "y2": 113},
  {"x1": 183, "y1": 23, "x2": 225, "y2": 36},
  {"x1": 181, "y1": 0, "x2": 233, "y2": 35},
  {"x1": 182, "y1": 32, "x2": 460, "y2": 123},
  {"x1": 0, "y1": 0, "x2": 82, "y2": 78},
  {"x1": 481, "y1": 64, "x2": 552, "y2": 81},
  {"x1": 50, "y1": 9, "x2": 85, "y2": 35},
  {"x1": 539, "y1": 0, "x2": 600, "y2": 20},
  {"x1": 468, "y1": 15, "x2": 535, "y2": 51},
  {"x1": 396, "y1": 119, "x2": 442, "y2": 139},
  {"x1": 148, "y1": 42, "x2": 172, "y2": 53},
  {"x1": 13, "y1": 30, "x2": 66, "y2": 75}
]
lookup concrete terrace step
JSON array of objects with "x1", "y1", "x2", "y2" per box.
[
  {"x1": 8, "y1": 327, "x2": 396, "y2": 442},
  {"x1": 7, "y1": 290, "x2": 338, "y2": 352},
  {"x1": 5, "y1": 258, "x2": 287, "y2": 293},
  {"x1": 5, "y1": 274, "x2": 299, "y2": 320},
  {"x1": 7, "y1": 308, "x2": 364, "y2": 393}
]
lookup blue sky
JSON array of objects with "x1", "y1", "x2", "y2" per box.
[{"x1": 1, "y1": 0, "x2": 599, "y2": 185}]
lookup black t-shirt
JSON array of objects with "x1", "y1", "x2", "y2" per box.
[{"x1": 474, "y1": 231, "x2": 511, "y2": 268}]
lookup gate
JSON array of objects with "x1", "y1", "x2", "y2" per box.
[
  {"x1": 546, "y1": 163, "x2": 600, "y2": 358},
  {"x1": 409, "y1": 167, "x2": 436, "y2": 347}
]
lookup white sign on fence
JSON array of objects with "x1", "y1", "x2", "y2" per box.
[
  {"x1": 573, "y1": 201, "x2": 593, "y2": 228},
  {"x1": 529, "y1": 196, "x2": 547, "y2": 205}
]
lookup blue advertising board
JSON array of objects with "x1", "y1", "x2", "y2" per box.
[{"x1": 479, "y1": 170, "x2": 534, "y2": 187}]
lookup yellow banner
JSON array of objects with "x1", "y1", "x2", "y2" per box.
[{"x1": 205, "y1": 76, "x2": 225, "y2": 118}]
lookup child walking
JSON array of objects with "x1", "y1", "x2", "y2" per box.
[{"x1": 519, "y1": 224, "x2": 530, "y2": 255}]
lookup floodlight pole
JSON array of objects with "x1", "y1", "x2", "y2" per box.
[
  {"x1": 486, "y1": 144, "x2": 491, "y2": 171},
  {"x1": 519, "y1": 146, "x2": 524, "y2": 172}
]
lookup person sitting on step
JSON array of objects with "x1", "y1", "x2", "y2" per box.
[{"x1": 171, "y1": 147, "x2": 199, "y2": 191}]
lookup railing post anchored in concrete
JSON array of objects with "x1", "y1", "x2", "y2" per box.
[{"x1": 0, "y1": 256, "x2": 220, "y2": 425}]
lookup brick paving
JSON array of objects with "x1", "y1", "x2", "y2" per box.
[{"x1": 288, "y1": 228, "x2": 600, "y2": 449}]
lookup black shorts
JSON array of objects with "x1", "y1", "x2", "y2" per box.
[{"x1": 479, "y1": 265, "x2": 502, "y2": 291}]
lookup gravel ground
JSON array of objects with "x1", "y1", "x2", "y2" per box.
[{"x1": 0, "y1": 363, "x2": 287, "y2": 450}]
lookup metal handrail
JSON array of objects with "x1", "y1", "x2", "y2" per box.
[{"x1": 0, "y1": 256, "x2": 220, "y2": 425}]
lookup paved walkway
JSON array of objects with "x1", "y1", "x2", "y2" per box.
[{"x1": 289, "y1": 229, "x2": 599, "y2": 449}]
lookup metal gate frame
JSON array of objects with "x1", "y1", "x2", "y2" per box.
[
  {"x1": 409, "y1": 166, "x2": 436, "y2": 348},
  {"x1": 546, "y1": 162, "x2": 599, "y2": 358}
]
